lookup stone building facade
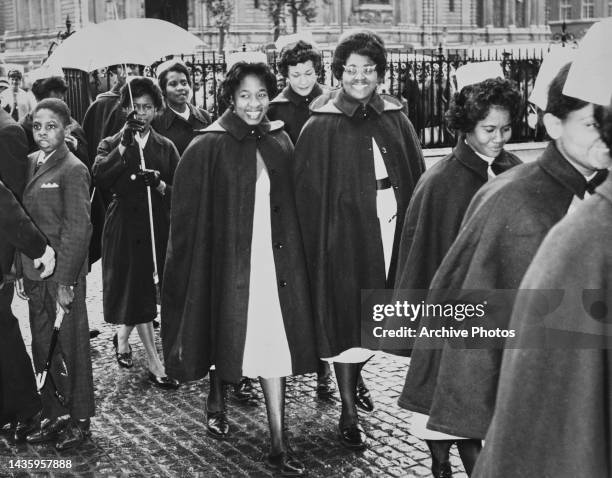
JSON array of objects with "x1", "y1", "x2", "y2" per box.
[
  {"x1": 547, "y1": 0, "x2": 612, "y2": 39},
  {"x1": 0, "y1": 0, "x2": 550, "y2": 66}
]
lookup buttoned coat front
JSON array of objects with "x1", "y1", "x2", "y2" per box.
[
  {"x1": 161, "y1": 110, "x2": 318, "y2": 384},
  {"x1": 93, "y1": 130, "x2": 179, "y2": 325},
  {"x1": 399, "y1": 142, "x2": 590, "y2": 439},
  {"x1": 293, "y1": 89, "x2": 425, "y2": 358}
]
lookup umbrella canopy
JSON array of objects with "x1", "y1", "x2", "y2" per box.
[{"x1": 45, "y1": 18, "x2": 205, "y2": 72}]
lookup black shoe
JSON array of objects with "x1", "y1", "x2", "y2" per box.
[
  {"x1": 432, "y1": 461, "x2": 453, "y2": 478},
  {"x1": 206, "y1": 407, "x2": 229, "y2": 439},
  {"x1": 89, "y1": 329, "x2": 100, "y2": 339},
  {"x1": 147, "y1": 372, "x2": 179, "y2": 390},
  {"x1": 355, "y1": 381, "x2": 374, "y2": 412},
  {"x1": 266, "y1": 450, "x2": 305, "y2": 476},
  {"x1": 55, "y1": 419, "x2": 91, "y2": 451},
  {"x1": 316, "y1": 374, "x2": 336, "y2": 399},
  {"x1": 14, "y1": 410, "x2": 42, "y2": 442},
  {"x1": 338, "y1": 422, "x2": 367, "y2": 450},
  {"x1": 231, "y1": 377, "x2": 258, "y2": 406},
  {"x1": 112, "y1": 333, "x2": 133, "y2": 369},
  {"x1": 26, "y1": 415, "x2": 70, "y2": 444}
]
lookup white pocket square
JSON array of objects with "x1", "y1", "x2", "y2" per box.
[{"x1": 40, "y1": 182, "x2": 59, "y2": 189}]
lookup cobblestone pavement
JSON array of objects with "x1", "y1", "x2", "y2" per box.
[{"x1": 0, "y1": 263, "x2": 469, "y2": 478}]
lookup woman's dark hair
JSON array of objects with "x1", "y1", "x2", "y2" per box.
[
  {"x1": 119, "y1": 77, "x2": 164, "y2": 110},
  {"x1": 158, "y1": 62, "x2": 192, "y2": 94},
  {"x1": 218, "y1": 62, "x2": 278, "y2": 113},
  {"x1": 31, "y1": 76, "x2": 67, "y2": 101},
  {"x1": 278, "y1": 40, "x2": 322, "y2": 78},
  {"x1": 33, "y1": 98, "x2": 71, "y2": 126},
  {"x1": 446, "y1": 78, "x2": 522, "y2": 133},
  {"x1": 546, "y1": 62, "x2": 589, "y2": 120},
  {"x1": 331, "y1": 30, "x2": 387, "y2": 81}
]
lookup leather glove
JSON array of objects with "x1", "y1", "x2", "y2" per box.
[
  {"x1": 138, "y1": 169, "x2": 161, "y2": 188},
  {"x1": 57, "y1": 284, "x2": 75, "y2": 312},
  {"x1": 120, "y1": 111, "x2": 145, "y2": 146}
]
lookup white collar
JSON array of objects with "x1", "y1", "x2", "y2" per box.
[
  {"x1": 37, "y1": 149, "x2": 56, "y2": 164},
  {"x1": 465, "y1": 140, "x2": 495, "y2": 165},
  {"x1": 135, "y1": 130, "x2": 151, "y2": 148},
  {"x1": 170, "y1": 106, "x2": 190, "y2": 121}
]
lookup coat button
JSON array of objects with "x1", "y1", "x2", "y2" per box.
[
  {"x1": 272, "y1": 205, "x2": 280, "y2": 213},
  {"x1": 269, "y1": 168, "x2": 277, "y2": 175},
  {"x1": 393, "y1": 185, "x2": 399, "y2": 189},
  {"x1": 274, "y1": 241, "x2": 284, "y2": 249},
  {"x1": 279, "y1": 280, "x2": 287, "y2": 287}
]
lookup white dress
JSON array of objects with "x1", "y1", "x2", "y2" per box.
[
  {"x1": 323, "y1": 137, "x2": 394, "y2": 364},
  {"x1": 241, "y1": 152, "x2": 293, "y2": 379}
]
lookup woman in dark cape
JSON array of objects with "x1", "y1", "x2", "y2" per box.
[
  {"x1": 267, "y1": 36, "x2": 339, "y2": 400},
  {"x1": 151, "y1": 60, "x2": 211, "y2": 156},
  {"x1": 294, "y1": 30, "x2": 425, "y2": 450},
  {"x1": 473, "y1": 73, "x2": 612, "y2": 478},
  {"x1": 398, "y1": 63, "x2": 612, "y2": 475},
  {"x1": 393, "y1": 75, "x2": 522, "y2": 477},
  {"x1": 161, "y1": 58, "x2": 318, "y2": 476}
]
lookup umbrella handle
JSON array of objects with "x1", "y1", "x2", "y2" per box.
[{"x1": 135, "y1": 133, "x2": 161, "y2": 311}]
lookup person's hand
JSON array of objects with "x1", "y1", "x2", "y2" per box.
[
  {"x1": 33, "y1": 244, "x2": 56, "y2": 279},
  {"x1": 57, "y1": 284, "x2": 74, "y2": 312},
  {"x1": 137, "y1": 169, "x2": 161, "y2": 188},
  {"x1": 120, "y1": 111, "x2": 145, "y2": 146},
  {"x1": 15, "y1": 278, "x2": 28, "y2": 301},
  {"x1": 65, "y1": 134, "x2": 78, "y2": 151}
]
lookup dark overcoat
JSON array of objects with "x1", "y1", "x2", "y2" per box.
[
  {"x1": 473, "y1": 174, "x2": 612, "y2": 478},
  {"x1": 0, "y1": 178, "x2": 46, "y2": 423},
  {"x1": 161, "y1": 110, "x2": 318, "y2": 384},
  {"x1": 93, "y1": 129, "x2": 179, "y2": 325},
  {"x1": 399, "y1": 142, "x2": 590, "y2": 439},
  {"x1": 294, "y1": 89, "x2": 425, "y2": 358},
  {"x1": 151, "y1": 103, "x2": 211, "y2": 156},
  {"x1": 394, "y1": 140, "x2": 522, "y2": 291},
  {"x1": 267, "y1": 83, "x2": 324, "y2": 144},
  {"x1": 82, "y1": 87, "x2": 123, "y2": 265}
]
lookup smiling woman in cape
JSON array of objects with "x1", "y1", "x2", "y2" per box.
[{"x1": 161, "y1": 57, "x2": 318, "y2": 476}]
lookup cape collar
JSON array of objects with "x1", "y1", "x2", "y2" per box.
[
  {"x1": 159, "y1": 103, "x2": 207, "y2": 129},
  {"x1": 273, "y1": 83, "x2": 323, "y2": 106},
  {"x1": 310, "y1": 88, "x2": 403, "y2": 116},
  {"x1": 333, "y1": 88, "x2": 385, "y2": 117},
  {"x1": 455, "y1": 139, "x2": 514, "y2": 180},
  {"x1": 204, "y1": 110, "x2": 283, "y2": 141},
  {"x1": 539, "y1": 141, "x2": 588, "y2": 199}
]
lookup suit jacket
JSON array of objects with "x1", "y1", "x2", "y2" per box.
[
  {"x1": 0, "y1": 179, "x2": 45, "y2": 281},
  {"x1": 20, "y1": 143, "x2": 91, "y2": 285}
]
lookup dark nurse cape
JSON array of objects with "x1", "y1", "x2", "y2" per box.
[
  {"x1": 161, "y1": 110, "x2": 318, "y2": 384},
  {"x1": 474, "y1": 174, "x2": 612, "y2": 478}
]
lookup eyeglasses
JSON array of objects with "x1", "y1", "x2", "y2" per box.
[{"x1": 342, "y1": 64, "x2": 377, "y2": 76}]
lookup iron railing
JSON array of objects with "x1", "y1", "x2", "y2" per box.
[{"x1": 64, "y1": 48, "x2": 546, "y2": 148}]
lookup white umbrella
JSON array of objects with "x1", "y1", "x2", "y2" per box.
[{"x1": 45, "y1": 18, "x2": 205, "y2": 72}]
